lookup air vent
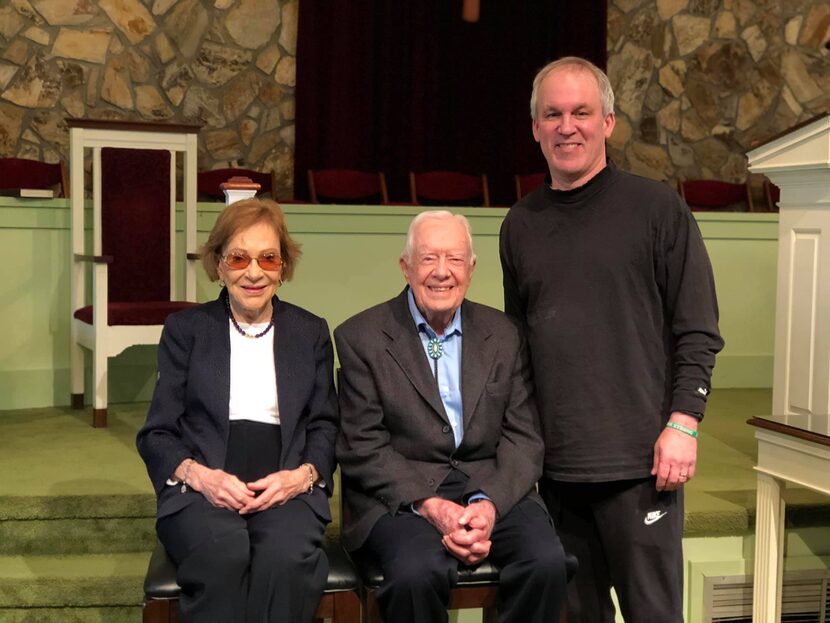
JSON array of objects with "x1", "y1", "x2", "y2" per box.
[{"x1": 703, "y1": 571, "x2": 830, "y2": 623}]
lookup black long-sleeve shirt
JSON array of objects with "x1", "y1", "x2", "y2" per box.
[{"x1": 499, "y1": 162, "x2": 724, "y2": 482}]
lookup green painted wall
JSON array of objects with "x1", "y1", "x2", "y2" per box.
[{"x1": 0, "y1": 199, "x2": 778, "y2": 410}]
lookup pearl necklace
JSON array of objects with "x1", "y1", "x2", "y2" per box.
[{"x1": 225, "y1": 293, "x2": 275, "y2": 339}]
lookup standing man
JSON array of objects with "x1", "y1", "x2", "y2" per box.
[
  {"x1": 336, "y1": 210, "x2": 567, "y2": 623},
  {"x1": 499, "y1": 57, "x2": 723, "y2": 622}
]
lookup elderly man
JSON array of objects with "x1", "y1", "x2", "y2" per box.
[
  {"x1": 335, "y1": 210, "x2": 567, "y2": 623},
  {"x1": 500, "y1": 57, "x2": 724, "y2": 622}
]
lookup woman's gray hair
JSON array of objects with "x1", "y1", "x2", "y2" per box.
[
  {"x1": 401, "y1": 210, "x2": 476, "y2": 265},
  {"x1": 530, "y1": 56, "x2": 615, "y2": 120}
]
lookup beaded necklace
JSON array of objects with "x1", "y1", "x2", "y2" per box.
[{"x1": 225, "y1": 292, "x2": 275, "y2": 339}]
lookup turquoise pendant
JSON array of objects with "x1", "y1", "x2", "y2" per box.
[{"x1": 427, "y1": 338, "x2": 443, "y2": 360}]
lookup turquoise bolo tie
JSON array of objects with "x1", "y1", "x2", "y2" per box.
[{"x1": 427, "y1": 337, "x2": 443, "y2": 379}]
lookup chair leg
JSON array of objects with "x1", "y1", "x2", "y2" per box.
[
  {"x1": 93, "y1": 408, "x2": 108, "y2": 428},
  {"x1": 362, "y1": 590, "x2": 382, "y2": 623},
  {"x1": 333, "y1": 590, "x2": 361, "y2": 623},
  {"x1": 69, "y1": 334, "x2": 84, "y2": 409},
  {"x1": 92, "y1": 347, "x2": 108, "y2": 427},
  {"x1": 483, "y1": 606, "x2": 499, "y2": 623},
  {"x1": 143, "y1": 598, "x2": 177, "y2": 623}
]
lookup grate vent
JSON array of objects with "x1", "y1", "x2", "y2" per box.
[{"x1": 703, "y1": 571, "x2": 830, "y2": 623}]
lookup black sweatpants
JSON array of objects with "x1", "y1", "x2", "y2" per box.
[{"x1": 540, "y1": 476, "x2": 684, "y2": 623}]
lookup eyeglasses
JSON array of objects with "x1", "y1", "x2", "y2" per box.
[{"x1": 222, "y1": 250, "x2": 283, "y2": 271}]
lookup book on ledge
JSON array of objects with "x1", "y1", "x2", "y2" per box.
[
  {"x1": 0, "y1": 188, "x2": 56, "y2": 198},
  {"x1": 19, "y1": 188, "x2": 55, "y2": 198}
]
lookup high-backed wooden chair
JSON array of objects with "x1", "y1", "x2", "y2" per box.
[
  {"x1": 308, "y1": 169, "x2": 389, "y2": 204},
  {"x1": 514, "y1": 172, "x2": 547, "y2": 201},
  {"x1": 68, "y1": 119, "x2": 201, "y2": 427},
  {"x1": 198, "y1": 167, "x2": 277, "y2": 201},
  {"x1": 0, "y1": 157, "x2": 68, "y2": 197},
  {"x1": 677, "y1": 179, "x2": 753, "y2": 212},
  {"x1": 763, "y1": 178, "x2": 781, "y2": 212},
  {"x1": 409, "y1": 171, "x2": 490, "y2": 207}
]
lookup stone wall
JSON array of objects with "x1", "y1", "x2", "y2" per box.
[
  {"x1": 606, "y1": 0, "x2": 829, "y2": 188},
  {"x1": 0, "y1": 0, "x2": 298, "y2": 196},
  {"x1": 0, "y1": 1, "x2": 827, "y2": 199}
]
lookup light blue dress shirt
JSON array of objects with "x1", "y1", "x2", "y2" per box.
[
  {"x1": 407, "y1": 289, "x2": 464, "y2": 447},
  {"x1": 406, "y1": 290, "x2": 490, "y2": 508}
]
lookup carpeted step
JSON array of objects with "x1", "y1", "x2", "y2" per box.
[
  {"x1": 0, "y1": 517, "x2": 156, "y2": 556},
  {"x1": 0, "y1": 553, "x2": 147, "y2": 608},
  {"x1": 0, "y1": 606, "x2": 139, "y2": 622},
  {"x1": 0, "y1": 494, "x2": 155, "y2": 522}
]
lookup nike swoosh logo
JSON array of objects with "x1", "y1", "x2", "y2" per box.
[{"x1": 644, "y1": 511, "x2": 668, "y2": 526}]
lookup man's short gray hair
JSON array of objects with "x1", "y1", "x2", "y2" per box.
[
  {"x1": 401, "y1": 210, "x2": 476, "y2": 265},
  {"x1": 529, "y1": 56, "x2": 615, "y2": 120}
]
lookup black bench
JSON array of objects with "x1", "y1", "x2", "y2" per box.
[
  {"x1": 355, "y1": 551, "x2": 579, "y2": 623},
  {"x1": 142, "y1": 535, "x2": 361, "y2": 623}
]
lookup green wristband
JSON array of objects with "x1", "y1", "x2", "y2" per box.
[{"x1": 666, "y1": 421, "x2": 698, "y2": 438}]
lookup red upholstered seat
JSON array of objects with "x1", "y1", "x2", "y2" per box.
[
  {"x1": 514, "y1": 172, "x2": 547, "y2": 201},
  {"x1": 0, "y1": 157, "x2": 68, "y2": 197},
  {"x1": 308, "y1": 169, "x2": 389, "y2": 204},
  {"x1": 764, "y1": 178, "x2": 780, "y2": 212},
  {"x1": 409, "y1": 171, "x2": 490, "y2": 207},
  {"x1": 678, "y1": 179, "x2": 753, "y2": 212},
  {"x1": 73, "y1": 301, "x2": 197, "y2": 326}
]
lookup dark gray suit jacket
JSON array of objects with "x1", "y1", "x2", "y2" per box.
[
  {"x1": 334, "y1": 289, "x2": 544, "y2": 551},
  {"x1": 136, "y1": 292, "x2": 338, "y2": 522}
]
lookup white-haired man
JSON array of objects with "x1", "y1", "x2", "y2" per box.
[
  {"x1": 337, "y1": 210, "x2": 567, "y2": 623},
  {"x1": 500, "y1": 57, "x2": 723, "y2": 622}
]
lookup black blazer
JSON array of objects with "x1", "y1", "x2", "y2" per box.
[
  {"x1": 335, "y1": 289, "x2": 545, "y2": 550},
  {"x1": 136, "y1": 291, "x2": 338, "y2": 522}
]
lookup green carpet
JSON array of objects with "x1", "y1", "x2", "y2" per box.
[
  {"x1": 0, "y1": 405, "x2": 154, "y2": 620},
  {"x1": 688, "y1": 388, "x2": 830, "y2": 535},
  {"x1": 0, "y1": 607, "x2": 137, "y2": 623},
  {"x1": 0, "y1": 390, "x2": 827, "y2": 620}
]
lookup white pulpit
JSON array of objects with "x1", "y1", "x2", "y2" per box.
[{"x1": 746, "y1": 113, "x2": 830, "y2": 622}]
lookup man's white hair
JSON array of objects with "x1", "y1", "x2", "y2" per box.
[{"x1": 401, "y1": 210, "x2": 476, "y2": 265}]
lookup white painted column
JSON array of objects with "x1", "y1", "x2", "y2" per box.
[{"x1": 752, "y1": 472, "x2": 785, "y2": 623}]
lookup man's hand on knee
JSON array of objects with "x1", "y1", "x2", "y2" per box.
[{"x1": 415, "y1": 497, "x2": 466, "y2": 535}]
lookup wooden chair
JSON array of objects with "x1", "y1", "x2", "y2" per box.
[
  {"x1": 0, "y1": 157, "x2": 68, "y2": 197},
  {"x1": 677, "y1": 179, "x2": 753, "y2": 212},
  {"x1": 409, "y1": 171, "x2": 490, "y2": 207},
  {"x1": 198, "y1": 167, "x2": 277, "y2": 201},
  {"x1": 308, "y1": 169, "x2": 389, "y2": 204},
  {"x1": 763, "y1": 178, "x2": 780, "y2": 212},
  {"x1": 514, "y1": 172, "x2": 547, "y2": 201},
  {"x1": 68, "y1": 120, "x2": 201, "y2": 427}
]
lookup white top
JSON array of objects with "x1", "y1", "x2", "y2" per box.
[{"x1": 228, "y1": 320, "x2": 280, "y2": 426}]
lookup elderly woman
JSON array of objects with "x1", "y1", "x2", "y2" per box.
[{"x1": 137, "y1": 198, "x2": 338, "y2": 622}]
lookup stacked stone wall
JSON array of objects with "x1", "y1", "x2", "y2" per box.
[
  {"x1": 0, "y1": 0, "x2": 827, "y2": 200},
  {"x1": 0, "y1": 0, "x2": 298, "y2": 196},
  {"x1": 607, "y1": 0, "x2": 829, "y2": 189}
]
